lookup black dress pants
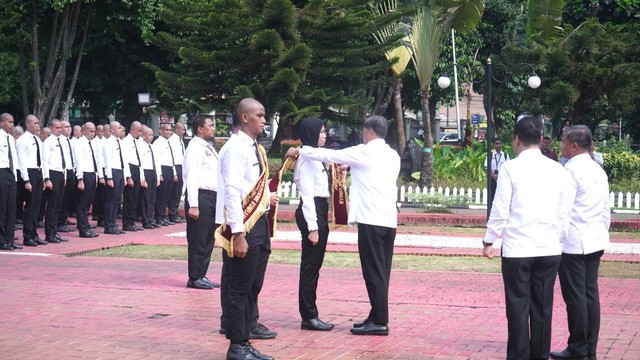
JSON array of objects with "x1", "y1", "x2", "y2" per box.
[
  {"x1": 155, "y1": 165, "x2": 174, "y2": 222},
  {"x1": 76, "y1": 172, "x2": 97, "y2": 233},
  {"x1": 104, "y1": 169, "x2": 124, "y2": 231},
  {"x1": 502, "y1": 255, "x2": 561, "y2": 360},
  {"x1": 23, "y1": 168, "x2": 43, "y2": 241},
  {"x1": 225, "y1": 216, "x2": 271, "y2": 342},
  {"x1": 357, "y1": 223, "x2": 396, "y2": 325},
  {"x1": 296, "y1": 197, "x2": 329, "y2": 320},
  {"x1": 123, "y1": 165, "x2": 140, "y2": 227},
  {"x1": 185, "y1": 189, "x2": 218, "y2": 280},
  {"x1": 168, "y1": 164, "x2": 183, "y2": 221},
  {"x1": 58, "y1": 169, "x2": 77, "y2": 226},
  {"x1": 16, "y1": 170, "x2": 25, "y2": 221},
  {"x1": 0, "y1": 168, "x2": 16, "y2": 246},
  {"x1": 140, "y1": 170, "x2": 157, "y2": 226},
  {"x1": 558, "y1": 250, "x2": 604, "y2": 357},
  {"x1": 92, "y1": 168, "x2": 106, "y2": 220},
  {"x1": 44, "y1": 170, "x2": 64, "y2": 237}
]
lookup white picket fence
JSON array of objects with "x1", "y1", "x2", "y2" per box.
[{"x1": 277, "y1": 181, "x2": 640, "y2": 210}]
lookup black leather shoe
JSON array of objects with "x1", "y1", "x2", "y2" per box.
[
  {"x1": 353, "y1": 318, "x2": 370, "y2": 328},
  {"x1": 23, "y1": 239, "x2": 38, "y2": 247},
  {"x1": 187, "y1": 278, "x2": 214, "y2": 290},
  {"x1": 66, "y1": 220, "x2": 76, "y2": 226},
  {"x1": 143, "y1": 224, "x2": 154, "y2": 229},
  {"x1": 34, "y1": 237, "x2": 48, "y2": 245},
  {"x1": 136, "y1": 226, "x2": 145, "y2": 231},
  {"x1": 89, "y1": 224, "x2": 97, "y2": 229},
  {"x1": 152, "y1": 223, "x2": 161, "y2": 228},
  {"x1": 173, "y1": 217, "x2": 184, "y2": 223},
  {"x1": 165, "y1": 220, "x2": 175, "y2": 225},
  {"x1": 350, "y1": 320, "x2": 388, "y2": 336},
  {"x1": 550, "y1": 348, "x2": 588, "y2": 360},
  {"x1": 54, "y1": 234, "x2": 69, "y2": 242},
  {"x1": 11, "y1": 243, "x2": 23, "y2": 249},
  {"x1": 202, "y1": 277, "x2": 220, "y2": 288},
  {"x1": 0, "y1": 243, "x2": 13, "y2": 251},
  {"x1": 250, "y1": 323, "x2": 277, "y2": 339},
  {"x1": 79, "y1": 231, "x2": 99, "y2": 238},
  {"x1": 57, "y1": 226, "x2": 73, "y2": 233},
  {"x1": 244, "y1": 342, "x2": 274, "y2": 360},
  {"x1": 226, "y1": 343, "x2": 258, "y2": 360},
  {"x1": 45, "y1": 236, "x2": 61, "y2": 244},
  {"x1": 301, "y1": 317, "x2": 334, "y2": 331},
  {"x1": 104, "y1": 228, "x2": 122, "y2": 235},
  {"x1": 97, "y1": 220, "x2": 106, "y2": 227},
  {"x1": 123, "y1": 225, "x2": 138, "y2": 232}
]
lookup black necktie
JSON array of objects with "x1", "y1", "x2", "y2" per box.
[
  {"x1": 167, "y1": 140, "x2": 175, "y2": 165},
  {"x1": 179, "y1": 138, "x2": 184, "y2": 156},
  {"x1": 322, "y1": 162, "x2": 332, "y2": 194},
  {"x1": 149, "y1": 143, "x2": 156, "y2": 170},
  {"x1": 57, "y1": 137, "x2": 66, "y2": 169},
  {"x1": 34, "y1": 135, "x2": 41, "y2": 167},
  {"x1": 253, "y1": 141, "x2": 263, "y2": 173},
  {"x1": 67, "y1": 138, "x2": 75, "y2": 168},
  {"x1": 117, "y1": 139, "x2": 124, "y2": 169},
  {"x1": 133, "y1": 139, "x2": 141, "y2": 166},
  {"x1": 7, "y1": 135, "x2": 13, "y2": 172},
  {"x1": 88, "y1": 140, "x2": 98, "y2": 172}
]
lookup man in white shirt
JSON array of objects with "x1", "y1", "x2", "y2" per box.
[
  {"x1": 167, "y1": 122, "x2": 186, "y2": 224},
  {"x1": 42, "y1": 119, "x2": 69, "y2": 244},
  {"x1": 216, "y1": 98, "x2": 277, "y2": 360},
  {"x1": 57, "y1": 120, "x2": 77, "y2": 233},
  {"x1": 153, "y1": 123, "x2": 177, "y2": 226},
  {"x1": 16, "y1": 115, "x2": 48, "y2": 246},
  {"x1": 73, "y1": 122, "x2": 101, "y2": 238},
  {"x1": 139, "y1": 126, "x2": 161, "y2": 229},
  {"x1": 183, "y1": 117, "x2": 219, "y2": 290},
  {"x1": 287, "y1": 115, "x2": 401, "y2": 336},
  {"x1": 550, "y1": 126, "x2": 610, "y2": 360},
  {"x1": 102, "y1": 122, "x2": 130, "y2": 235},
  {"x1": 0, "y1": 113, "x2": 19, "y2": 250},
  {"x1": 484, "y1": 137, "x2": 510, "y2": 208},
  {"x1": 121, "y1": 121, "x2": 144, "y2": 232},
  {"x1": 483, "y1": 115, "x2": 572, "y2": 360}
]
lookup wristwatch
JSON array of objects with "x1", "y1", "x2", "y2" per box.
[
  {"x1": 482, "y1": 241, "x2": 492, "y2": 247},
  {"x1": 44, "y1": 178, "x2": 50, "y2": 182}
]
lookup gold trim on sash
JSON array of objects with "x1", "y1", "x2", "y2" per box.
[{"x1": 330, "y1": 163, "x2": 349, "y2": 225}]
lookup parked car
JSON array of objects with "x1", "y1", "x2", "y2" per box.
[{"x1": 438, "y1": 132, "x2": 459, "y2": 144}]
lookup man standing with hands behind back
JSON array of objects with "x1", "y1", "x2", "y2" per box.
[
  {"x1": 550, "y1": 126, "x2": 610, "y2": 360},
  {"x1": 286, "y1": 115, "x2": 401, "y2": 336},
  {"x1": 483, "y1": 115, "x2": 571, "y2": 360}
]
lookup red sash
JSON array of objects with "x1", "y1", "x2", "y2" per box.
[{"x1": 329, "y1": 163, "x2": 349, "y2": 225}]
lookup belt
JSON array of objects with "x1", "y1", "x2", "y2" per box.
[{"x1": 28, "y1": 167, "x2": 42, "y2": 171}]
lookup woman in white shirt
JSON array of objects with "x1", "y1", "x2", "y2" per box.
[{"x1": 294, "y1": 117, "x2": 334, "y2": 331}]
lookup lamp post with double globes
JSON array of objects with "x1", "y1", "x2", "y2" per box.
[{"x1": 437, "y1": 58, "x2": 541, "y2": 218}]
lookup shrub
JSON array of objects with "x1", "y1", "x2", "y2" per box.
[{"x1": 407, "y1": 193, "x2": 470, "y2": 213}]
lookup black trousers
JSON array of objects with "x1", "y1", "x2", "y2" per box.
[
  {"x1": 38, "y1": 184, "x2": 48, "y2": 222},
  {"x1": 92, "y1": 168, "x2": 106, "y2": 220},
  {"x1": 140, "y1": 170, "x2": 157, "y2": 226},
  {"x1": 59, "y1": 169, "x2": 77, "y2": 225},
  {"x1": 225, "y1": 216, "x2": 271, "y2": 342},
  {"x1": 104, "y1": 169, "x2": 125, "y2": 231},
  {"x1": 44, "y1": 170, "x2": 65, "y2": 237},
  {"x1": 155, "y1": 165, "x2": 174, "y2": 221},
  {"x1": 123, "y1": 165, "x2": 141, "y2": 227},
  {"x1": 168, "y1": 164, "x2": 183, "y2": 221},
  {"x1": 502, "y1": 255, "x2": 561, "y2": 360},
  {"x1": 0, "y1": 168, "x2": 16, "y2": 246},
  {"x1": 296, "y1": 197, "x2": 329, "y2": 320},
  {"x1": 76, "y1": 173, "x2": 97, "y2": 233},
  {"x1": 23, "y1": 168, "x2": 44, "y2": 241},
  {"x1": 357, "y1": 223, "x2": 396, "y2": 325},
  {"x1": 16, "y1": 170, "x2": 25, "y2": 221},
  {"x1": 558, "y1": 251, "x2": 604, "y2": 357},
  {"x1": 185, "y1": 190, "x2": 218, "y2": 280}
]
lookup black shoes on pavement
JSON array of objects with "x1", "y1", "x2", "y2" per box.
[{"x1": 301, "y1": 317, "x2": 334, "y2": 331}]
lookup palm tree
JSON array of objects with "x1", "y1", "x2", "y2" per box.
[{"x1": 409, "y1": 0, "x2": 484, "y2": 187}]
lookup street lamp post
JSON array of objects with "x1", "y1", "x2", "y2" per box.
[
  {"x1": 138, "y1": 93, "x2": 151, "y2": 125},
  {"x1": 437, "y1": 59, "x2": 541, "y2": 218}
]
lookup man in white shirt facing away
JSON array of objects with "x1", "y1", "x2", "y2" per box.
[
  {"x1": 483, "y1": 115, "x2": 572, "y2": 360},
  {"x1": 167, "y1": 122, "x2": 186, "y2": 224},
  {"x1": 287, "y1": 115, "x2": 401, "y2": 336},
  {"x1": 550, "y1": 126, "x2": 610, "y2": 360},
  {"x1": 153, "y1": 123, "x2": 178, "y2": 226}
]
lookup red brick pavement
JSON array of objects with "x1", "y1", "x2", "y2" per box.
[{"x1": 0, "y1": 219, "x2": 639, "y2": 359}]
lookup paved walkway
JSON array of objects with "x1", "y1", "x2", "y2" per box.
[{"x1": 1, "y1": 214, "x2": 639, "y2": 359}]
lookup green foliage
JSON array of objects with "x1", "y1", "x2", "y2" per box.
[
  {"x1": 601, "y1": 148, "x2": 640, "y2": 181},
  {"x1": 407, "y1": 193, "x2": 470, "y2": 213},
  {"x1": 432, "y1": 142, "x2": 497, "y2": 186}
]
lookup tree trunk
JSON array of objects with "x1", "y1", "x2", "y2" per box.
[
  {"x1": 372, "y1": 82, "x2": 394, "y2": 116},
  {"x1": 17, "y1": 41, "x2": 30, "y2": 119},
  {"x1": 61, "y1": 10, "x2": 92, "y2": 122},
  {"x1": 419, "y1": 91, "x2": 434, "y2": 187},
  {"x1": 393, "y1": 77, "x2": 406, "y2": 155}
]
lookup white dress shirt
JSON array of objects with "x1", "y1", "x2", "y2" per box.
[
  {"x1": 484, "y1": 149, "x2": 510, "y2": 172},
  {"x1": 73, "y1": 136, "x2": 99, "y2": 179},
  {"x1": 563, "y1": 153, "x2": 610, "y2": 254},
  {"x1": 153, "y1": 136, "x2": 177, "y2": 175},
  {"x1": 60, "y1": 135, "x2": 75, "y2": 171},
  {"x1": 484, "y1": 148, "x2": 572, "y2": 258},
  {"x1": 294, "y1": 146, "x2": 330, "y2": 231},
  {"x1": 42, "y1": 134, "x2": 66, "y2": 177},
  {"x1": 140, "y1": 141, "x2": 161, "y2": 178},
  {"x1": 0, "y1": 129, "x2": 17, "y2": 180},
  {"x1": 103, "y1": 136, "x2": 132, "y2": 179},
  {"x1": 121, "y1": 134, "x2": 142, "y2": 167},
  {"x1": 169, "y1": 133, "x2": 185, "y2": 166},
  {"x1": 92, "y1": 136, "x2": 105, "y2": 171},
  {"x1": 16, "y1": 131, "x2": 45, "y2": 181},
  {"x1": 215, "y1": 131, "x2": 266, "y2": 233},
  {"x1": 299, "y1": 138, "x2": 400, "y2": 228},
  {"x1": 183, "y1": 136, "x2": 218, "y2": 208}
]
